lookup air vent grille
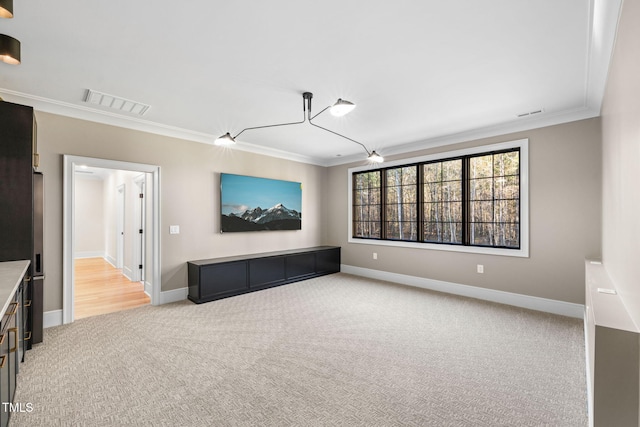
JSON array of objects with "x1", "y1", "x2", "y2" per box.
[
  {"x1": 84, "y1": 89, "x2": 150, "y2": 116},
  {"x1": 517, "y1": 108, "x2": 544, "y2": 118}
]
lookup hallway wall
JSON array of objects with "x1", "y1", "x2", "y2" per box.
[{"x1": 74, "y1": 176, "x2": 105, "y2": 258}]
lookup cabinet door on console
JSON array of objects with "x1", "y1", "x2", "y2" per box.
[
  {"x1": 249, "y1": 256, "x2": 285, "y2": 289},
  {"x1": 201, "y1": 262, "x2": 248, "y2": 299},
  {"x1": 316, "y1": 249, "x2": 340, "y2": 274},
  {"x1": 286, "y1": 253, "x2": 316, "y2": 280}
]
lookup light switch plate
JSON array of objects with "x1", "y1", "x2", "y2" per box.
[{"x1": 169, "y1": 225, "x2": 180, "y2": 234}]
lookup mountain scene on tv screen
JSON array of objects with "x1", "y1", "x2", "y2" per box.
[{"x1": 222, "y1": 203, "x2": 301, "y2": 232}]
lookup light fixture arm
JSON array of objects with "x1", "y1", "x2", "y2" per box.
[
  {"x1": 233, "y1": 109, "x2": 306, "y2": 140},
  {"x1": 308, "y1": 121, "x2": 373, "y2": 156},
  {"x1": 232, "y1": 92, "x2": 316, "y2": 139},
  {"x1": 309, "y1": 106, "x2": 330, "y2": 121}
]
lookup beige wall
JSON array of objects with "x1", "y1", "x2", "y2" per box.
[
  {"x1": 326, "y1": 118, "x2": 602, "y2": 304},
  {"x1": 74, "y1": 177, "x2": 105, "y2": 255},
  {"x1": 36, "y1": 112, "x2": 327, "y2": 312},
  {"x1": 601, "y1": 0, "x2": 640, "y2": 329}
]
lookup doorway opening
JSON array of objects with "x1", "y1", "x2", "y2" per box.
[
  {"x1": 63, "y1": 156, "x2": 160, "y2": 324},
  {"x1": 72, "y1": 168, "x2": 151, "y2": 319}
]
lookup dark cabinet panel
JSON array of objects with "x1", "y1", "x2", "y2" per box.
[
  {"x1": 188, "y1": 247, "x2": 340, "y2": 304},
  {"x1": 0, "y1": 102, "x2": 34, "y2": 264},
  {"x1": 286, "y1": 253, "x2": 315, "y2": 280},
  {"x1": 0, "y1": 271, "x2": 25, "y2": 427},
  {"x1": 30, "y1": 278, "x2": 42, "y2": 345},
  {"x1": 316, "y1": 248, "x2": 340, "y2": 273},
  {"x1": 249, "y1": 256, "x2": 285, "y2": 288},
  {"x1": 0, "y1": 325, "x2": 8, "y2": 427},
  {"x1": 201, "y1": 262, "x2": 248, "y2": 298}
]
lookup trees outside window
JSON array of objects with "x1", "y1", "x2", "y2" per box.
[{"x1": 385, "y1": 166, "x2": 417, "y2": 241}]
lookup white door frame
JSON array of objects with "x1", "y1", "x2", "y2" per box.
[
  {"x1": 63, "y1": 155, "x2": 161, "y2": 324},
  {"x1": 133, "y1": 174, "x2": 146, "y2": 284},
  {"x1": 116, "y1": 184, "x2": 125, "y2": 269}
]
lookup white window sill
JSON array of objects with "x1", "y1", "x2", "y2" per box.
[{"x1": 348, "y1": 237, "x2": 529, "y2": 258}]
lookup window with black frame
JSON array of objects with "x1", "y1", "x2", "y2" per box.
[
  {"x1": 422, "y1": 158, "x2": 463, "y2": 244},
  {"x1": 351, "y1": 148, "x2": 520, "y2": 249},
  {"x1": 352, "y1": 170, "x2": 382, "y2": 239},
  {"x1": 468, "y1": 150, "x2": 520, "y2": 248}
]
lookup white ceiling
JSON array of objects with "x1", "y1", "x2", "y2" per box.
[{"x1": 0, "y1": 1, "x2": 622, "y2": 166}]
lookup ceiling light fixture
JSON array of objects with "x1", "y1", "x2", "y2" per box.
[
  {"x1": 0, "y1": 34, "x2": 20, "y2": 65},
  {"x1": 214, "y1": 92, "x2": 383, "y2": 163},
  {"x1": 0, "y1": 0, "x2": 13, "y2": 18},
  {"x1": 0, "y1": 0, "x2": 20, "y2": 66}
]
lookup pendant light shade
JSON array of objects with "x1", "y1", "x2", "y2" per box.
[
  {"x1": 0, "y1": 0, "x2": 13, "y2": 19},
  {"x1": 330, "y1": 98, "x2": 356, "y2": 117},
  {"x1": 214, "y1": 132, "x2": 236, "y2": 146},
  {"x1": 368, "y1": 150, "x2": 384, "y2": 163},
  {"x1": 0, "y1": 34, "x2": 20, "y2": 65}
]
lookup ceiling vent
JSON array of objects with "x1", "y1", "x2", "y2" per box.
[
  {"x1": 516, "y1": 108, "x2": 544, "y2": 118},
  {"x1": 83, "y1": 89, "x2": 150, "y2": 116}
]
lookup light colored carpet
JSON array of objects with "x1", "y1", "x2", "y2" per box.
[{"x1": 11, "y1": 273, "x2": 587, "y2": 426}]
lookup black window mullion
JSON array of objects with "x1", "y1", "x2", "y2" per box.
[
  {"x1": 418, "y1": 165, "x2": 424, "y2": 242},
  {"x1": 462, "y1": 156, "x2": 470, "y2": 246},
  {"x1": 491, "y1": 153, "x2": 495, "y2": 247},
  {"x1": 380, "y1": 168, "x2": 387, "y2": 240}
]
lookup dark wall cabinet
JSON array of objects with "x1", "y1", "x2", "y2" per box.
[
  {"x1": 0, "y1": 269, "x2": 27, "y2": 427},
  {"x1": 188, "y1": 246, "x2": 340, "y2": 304},
  {"x1": 0, "y1": 101, "x2": 41, "y2": 348}
]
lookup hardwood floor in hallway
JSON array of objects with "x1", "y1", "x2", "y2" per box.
[{"x1": 74, "y1": 257, "x2": 150, "y2": 320}]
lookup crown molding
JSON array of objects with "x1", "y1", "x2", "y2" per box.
[
  {"x1": 324, "y1": 106, "x2": 600, "y2": 167},
  {"x1": 0, "y1": 88, "x2": 328, "y2": 166},
  {"x1": 584, "y1": 0, "x2": 624, "y2": 113}
]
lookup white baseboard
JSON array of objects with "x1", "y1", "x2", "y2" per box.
[
  {"x1": 104, "y1": 255, "x2": 116, "y2": 267},
  {"x1": 341, "y1": 264, "x2": 585, "y2": 318},
  {"x1": 144, "y1": 281, "x2": 152, "y2": 297},
  {"x1": 44, "y1": 309, "x2": 63, "y2": 328},
  {"x1": 74, "y1": 251, "x2": 104, "y2": 259},
  {"x1": 159, "y1": 287, "x2": 188, "y2": 305},
  {"x1": 123, "y1": 266, "x2": 134, "y2": 281}
]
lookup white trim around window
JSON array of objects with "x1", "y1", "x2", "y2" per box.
[{"x1": 347, "y1": 138, "x2": 529, "y2": 258}]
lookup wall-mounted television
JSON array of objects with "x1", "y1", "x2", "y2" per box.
[{"x1": 220, "y1": 173, "x2": 302, "y2": 232}]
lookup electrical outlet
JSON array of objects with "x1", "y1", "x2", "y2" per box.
[
  {"x1": 477, "y1": 264, "x2": 484, "y2": 274},
  {"x1": 373, "y1": 252, "x2": 378, "y2": 260}
]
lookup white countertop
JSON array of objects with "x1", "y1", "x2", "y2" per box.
[{"x1": 0, "y1": 260, "x2": 30, "y2": 316}]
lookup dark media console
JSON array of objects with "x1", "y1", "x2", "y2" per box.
[{"x1": 187, "y1": 246, "x2": 340, "y2": 304}]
